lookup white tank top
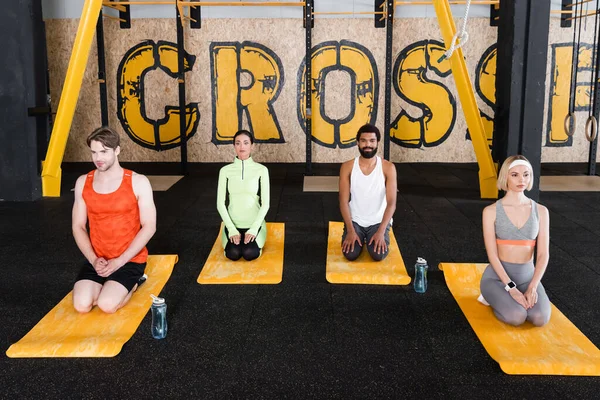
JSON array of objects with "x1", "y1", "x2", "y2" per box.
[{"x1": 349, "y1": 156, "x2": 387, "y2": 227}]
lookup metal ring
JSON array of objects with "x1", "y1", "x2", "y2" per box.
[
  {"x1": 585, "y1": 115, "x2": 598, "y2": 142},
  {"x1": 564, "y1": 112, "x2": 576, "y2": 137}
]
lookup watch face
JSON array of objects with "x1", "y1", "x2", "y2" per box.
[{"x1": 508, "y1": 281, "x2": 516, "y2": 289}]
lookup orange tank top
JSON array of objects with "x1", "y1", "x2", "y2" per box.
[{"x1": 82, "y1": 169, "x2": 147, "y2": 263}]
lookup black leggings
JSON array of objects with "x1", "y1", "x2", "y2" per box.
[{"x1": 224, "y1": 228, "x2": 261, "y2": 261}]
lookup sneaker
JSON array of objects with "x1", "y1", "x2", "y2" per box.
[
  {"x1": 477, "y1": 293, "x2": 490, "y2": 306},
  {"x1": 137, "y1": 274, "x2": 148, "y2": 289}
]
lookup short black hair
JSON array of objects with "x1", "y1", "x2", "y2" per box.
[
  {"x1": 233, "y1": 129, "x2": 254, "y2": 144},
  {"x1": 356, "y1": 124, "x2": 380, "y2": 142}
]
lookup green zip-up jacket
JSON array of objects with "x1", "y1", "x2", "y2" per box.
[{"x1": 217, "y1": 157, "x2": 270, "y2": 248}]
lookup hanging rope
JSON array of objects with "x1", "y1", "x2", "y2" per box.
[
  {"x1": 566, "y1": 0, "x2": 585, "y2": 137},
  {"x1": 586, "y1": 2, "x2": 600, "y2": 142},
  {"x1": 437, "y1": 0, "x2": 472, "y2": 63}
]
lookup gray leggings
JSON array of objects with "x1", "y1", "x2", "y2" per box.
[
  {"x1": 480, "y1": 261, "x2": 551, "y2": 327},
  {"x1": 341, "y1": 222, "x2": 390, "y2": 261}
]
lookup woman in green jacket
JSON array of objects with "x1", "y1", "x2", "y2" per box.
[{"x1": 217, "y1": 130, "x2": 270, "y2": 260}]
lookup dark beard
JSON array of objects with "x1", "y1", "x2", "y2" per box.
[{"x1": 359, "y1": 146, "x2": 377, "y2": 159}]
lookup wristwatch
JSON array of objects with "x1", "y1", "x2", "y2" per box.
[{"x1": 504, "y1": 281, "x2": 516, "y2": 292}]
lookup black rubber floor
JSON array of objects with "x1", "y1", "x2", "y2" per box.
[{"x1": 1, "y1": 162, "x2": 600, "y2": 399}]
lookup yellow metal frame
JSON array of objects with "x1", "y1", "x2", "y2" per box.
[
  {"x1": 43, "y1": 0, "x2": 498, "y2": 197},
  {"x1": 433, "y1": 0, "x2": 498, "y2": 199},
  {"x1": 43, "y1": 0, "x2": 307, "y2": 197},
  {"x1": 42, "y1": 0, "x2": 103, "y2": 197}
]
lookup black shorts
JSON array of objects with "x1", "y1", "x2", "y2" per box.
[{"x1": 75, "y1": 261, "x2": 146, "y2": 292}]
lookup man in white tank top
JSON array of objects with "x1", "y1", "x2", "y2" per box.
[{"x1": 339, "y1": 124, "x2": 397, "y2": 261}]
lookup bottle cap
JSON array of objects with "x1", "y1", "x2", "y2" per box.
[
  {"x1": 417, "y1": 257, "x2": 427, "y2": 264},
  {"x1": 150, "y1": 294, "x2": 165, "y2": 304}
]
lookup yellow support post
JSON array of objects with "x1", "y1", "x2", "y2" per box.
[
  {"x1": 42, "y1": 0, "x2": 103, "y2": 197},
  {"x1": 433, "y1": 0, "x2": 498, "y2": 199}
]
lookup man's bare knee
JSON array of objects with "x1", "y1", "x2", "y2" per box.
[
  {"x1": 72, "y1": 292, "x2": 94, "y2": 313},
  {"x1": 97, "y1": 297, "x2": 120, "y2": 314},
  {"x1": 73, "y1": 301, "x2": 93, "y2": 314},
  {"x1": 73, "y1": 280, "x2": 102, "y2": 313},
  {"x1": 96, "y1": 281, "x2": 130, "y2": 313}
]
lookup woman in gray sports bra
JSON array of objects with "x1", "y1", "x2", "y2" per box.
[{"x1": 479, "y1": 155, "x2": 551, "y2": 326}]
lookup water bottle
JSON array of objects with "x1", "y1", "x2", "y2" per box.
[
  {"x1": 414, "y1": 257, "x2": 428, "y2": 293},
  {"x1": 150, "y1": 294, "x2": 167, "y2": 339}
]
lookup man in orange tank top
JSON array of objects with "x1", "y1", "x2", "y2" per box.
[
  {"x1": 339, "y1": 124, "x2": 397, "y2": 261},
  {"x1": 72, "y1": 127, "x2": 156, "y2": 314}
]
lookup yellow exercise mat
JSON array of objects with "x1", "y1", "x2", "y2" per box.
[
  {"x1": 326, "y1": 221, "x2": 411, "y2": 285},
  {"x1": 439, "y1": 262, "x2": 600, "y2": 376},
  {"x1": 6, "y1": 255, "x2": 178, "y2": 358},
  {"x1": 197, "y1": 223, "x2": 284, "y2": 284}
]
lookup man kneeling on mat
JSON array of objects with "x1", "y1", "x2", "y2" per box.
[
  {"x1": 217, "y1": 130, "x2": 270, "y2": 261},
  {"x1": 480, "y1": 155, "x2": 551, "y2": 326},
  {"x1": 339, "y1": 124, "x2": 397, "y2": 261},
  {"x1": 72, "y1": 127, "x2": 156, "y2": 314}
]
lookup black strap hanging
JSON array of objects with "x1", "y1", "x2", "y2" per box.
[{"x1": 566, "y1": 1, "x2": 585, "y2": 137}]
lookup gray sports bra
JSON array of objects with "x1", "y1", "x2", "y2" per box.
[{"x1": 495, "y1": 199, "x2": 539, "y2": 246}]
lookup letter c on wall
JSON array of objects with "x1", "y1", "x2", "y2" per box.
[{"x1": 116, "y1": 40, "x2": 200, "y2": 151}]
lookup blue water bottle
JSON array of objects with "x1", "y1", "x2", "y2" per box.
[
  {"x1": 414, "y1": 257, "x2": 428, "y2": 293},
  {"x1": 150, "y1": 294, "x2": 167, "y2": 339}
]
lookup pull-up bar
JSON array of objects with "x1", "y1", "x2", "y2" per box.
[
  {"x1": 313, "y1": 11, "x2": 385, "y2": 16},
  {"x1": 396, "y1": 1, "x2": 498, "y2": 5},
  {"x1": 566, "y1": 10, "x2": 600, "y2": 21},
  {"x1": 103, "y1": 0, "x2": 500, "y2": 9},
  {"x1": 183, "y1": 1, "x2": 304, "y2": 5},
  {"x1": 310, "y1": 10, "x2": 386, "y2": 23},
  {"x1": 103, "y1": 0, "x2": 307, "y2": 27},
  {"x1": 103, "y1": 1, "x2": 305, "y2": 6},
  {"x1": 103, "y1": 13, "x2": 127, "y2": 22}
]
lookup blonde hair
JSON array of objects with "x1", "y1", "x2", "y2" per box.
[{"x1": 496, "y1": 155, "x2": 533, "y2": 191}]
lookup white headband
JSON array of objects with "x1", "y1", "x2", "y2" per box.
[{"x1": 508, "y1": 159, "x2": 532, "y2": 171}]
